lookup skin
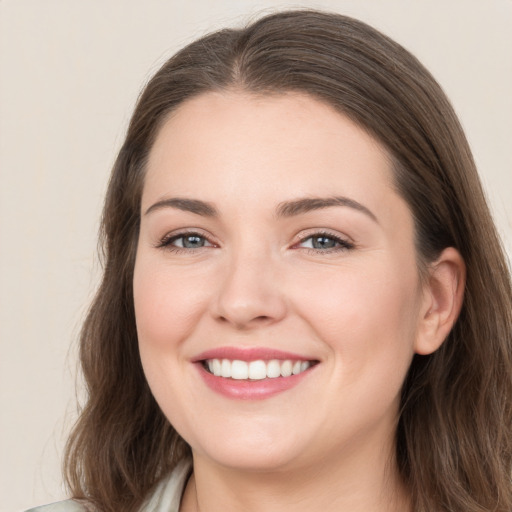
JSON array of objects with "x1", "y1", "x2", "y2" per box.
[{"x1": 133, "y1": 91, "x2": 464, "y2": 512}]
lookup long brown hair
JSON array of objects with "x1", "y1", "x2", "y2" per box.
[{"x1": 65, "y1": 10, "x2": 512, "y2": 511}]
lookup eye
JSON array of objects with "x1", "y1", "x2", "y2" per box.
[
  {"x1": 297, "y1": 232, "x2": 354, "y2": 252},
  {"x1": 157, "y1": 232, "x2": 214, "y2": 251}
]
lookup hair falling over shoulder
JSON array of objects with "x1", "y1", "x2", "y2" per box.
[{"x1": 64, "y1": 9, "x2": 512, "y2": 512}]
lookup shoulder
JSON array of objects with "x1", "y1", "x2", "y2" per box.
[
  {"x1": 25, "y1": 500, "x2": 88, "y2": 512},
  {"x1": 25, "y1": 460, "x2": 192, "y2": 512}
]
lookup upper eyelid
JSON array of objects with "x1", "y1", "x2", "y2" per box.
[
  {"x1": 294, "y1": 228, "x2": 353, "y2": 243},
  {"x1": 296, "y1": 234, "x2": 353, "y2": 248},
  {"x1": 160, "y1": 228, "x2": 212, "y2": 240}
]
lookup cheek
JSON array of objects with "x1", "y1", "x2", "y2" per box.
[
  {"x1": 293, "y1": 258, "x2": 421, "y2": 375},
  {"x1": 133, "y1": 256, "x2": 210, "y2": 352},
  {"x1": 133, "y1": 256, "x2": 212, "y2": 430}
]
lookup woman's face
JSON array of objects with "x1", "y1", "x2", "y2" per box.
[{"x1": 134, "y1": 91, "x2": 428, "y2": 473}]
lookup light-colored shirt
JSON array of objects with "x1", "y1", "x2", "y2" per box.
[{"x1": 25, "y1": 459, "x2": 192, "y2": 512}]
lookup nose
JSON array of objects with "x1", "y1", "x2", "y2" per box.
[{"x1": 211, "y1": 250, "x2": 287, "y2": 330}]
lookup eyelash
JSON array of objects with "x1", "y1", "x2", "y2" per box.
[
  {"x1": 295, "y1": 231, "x2": 354, "y2": 254},
  {"x1": 156, "y1": 231, "x2": 213, "y2": 253},
  {"x1": 156, "y1": 231, "x2": 354, "y2": 254}
]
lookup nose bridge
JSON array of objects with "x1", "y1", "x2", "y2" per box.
[{"x1": 212, "y1": 239, "x2": 286, "y2": 328}]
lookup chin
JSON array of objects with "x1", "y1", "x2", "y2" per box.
[
  {"x1": 197, "y1": 444, "x2": 305, "y2": 473},
  {"x1": 183, "y1": 418, "x2": 315, "y2": 473}
]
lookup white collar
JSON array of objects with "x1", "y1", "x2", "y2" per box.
[{"x1": 139, "y1": 458, "x2": 192, "y2": 512}]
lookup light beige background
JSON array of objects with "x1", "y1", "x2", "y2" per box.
[{"x1": 1, "y1": 0, "x2": 511, "y2": 510}]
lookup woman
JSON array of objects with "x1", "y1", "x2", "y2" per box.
[{"x1": 28, "y1": 9, "x2": 512, "y2": 512}]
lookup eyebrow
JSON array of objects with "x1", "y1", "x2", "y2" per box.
[
  {"x1": 144, "y1": 195, "x2": 377, "y2": 223},
  {"x1": 275, "y1": 196, "x2": 378, "y2": 222},
  {"x1": 145, "y1": 197, "x2": 218, "y2": 216}
]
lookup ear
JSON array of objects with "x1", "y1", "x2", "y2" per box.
[{"x1": 414, "y1": 247, "x2": 466, "y2": 355}]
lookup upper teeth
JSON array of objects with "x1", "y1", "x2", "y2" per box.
[{"x1": 206, "y1": 359, "x2": 312, "y2": 380}]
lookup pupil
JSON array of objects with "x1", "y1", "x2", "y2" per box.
[
  {"x1": 183, "y1": 235, "x2": 204, "y2": 248},
  {"x1": 313, "y1": 236, "x2": 335, "y2": 249}
]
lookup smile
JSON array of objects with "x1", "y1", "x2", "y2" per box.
[
  {"x1": 203, "y1": 359, "x2": 314, "y2": 380},
  {"x1": 193, "y1": 348, "x2": 319, "y2": 399}
]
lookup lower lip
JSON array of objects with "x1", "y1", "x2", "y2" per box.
[{"x1": 196, "y1": 363, "x2": 315, "y2": 400}]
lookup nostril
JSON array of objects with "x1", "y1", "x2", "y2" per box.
[{"x1": 216, "y1": 314, "x2": 273, "y2": 329}]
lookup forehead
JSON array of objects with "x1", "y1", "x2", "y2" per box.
[
  {"x1": 143, "y1": 91, "x2": 403, "y2": 223},
  {"x1": 149, "y1": 91, "x2": 390, "y2": 169}
]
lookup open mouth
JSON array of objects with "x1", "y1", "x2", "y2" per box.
[{"x1": 201, "y1": 358, "x2": 318, "y2": 380}]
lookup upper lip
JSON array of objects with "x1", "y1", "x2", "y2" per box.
[{"x1": 192, "y1": 347, "x2": 317, "y2": 363}]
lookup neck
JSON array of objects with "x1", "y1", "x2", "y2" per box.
[{"x1": 180, "y1": 441, "x2": 411, "y2": 512}]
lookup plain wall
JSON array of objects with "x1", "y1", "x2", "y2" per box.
[{"x1": 1, "y1": 0, "x2": 511, "y2": 510}]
